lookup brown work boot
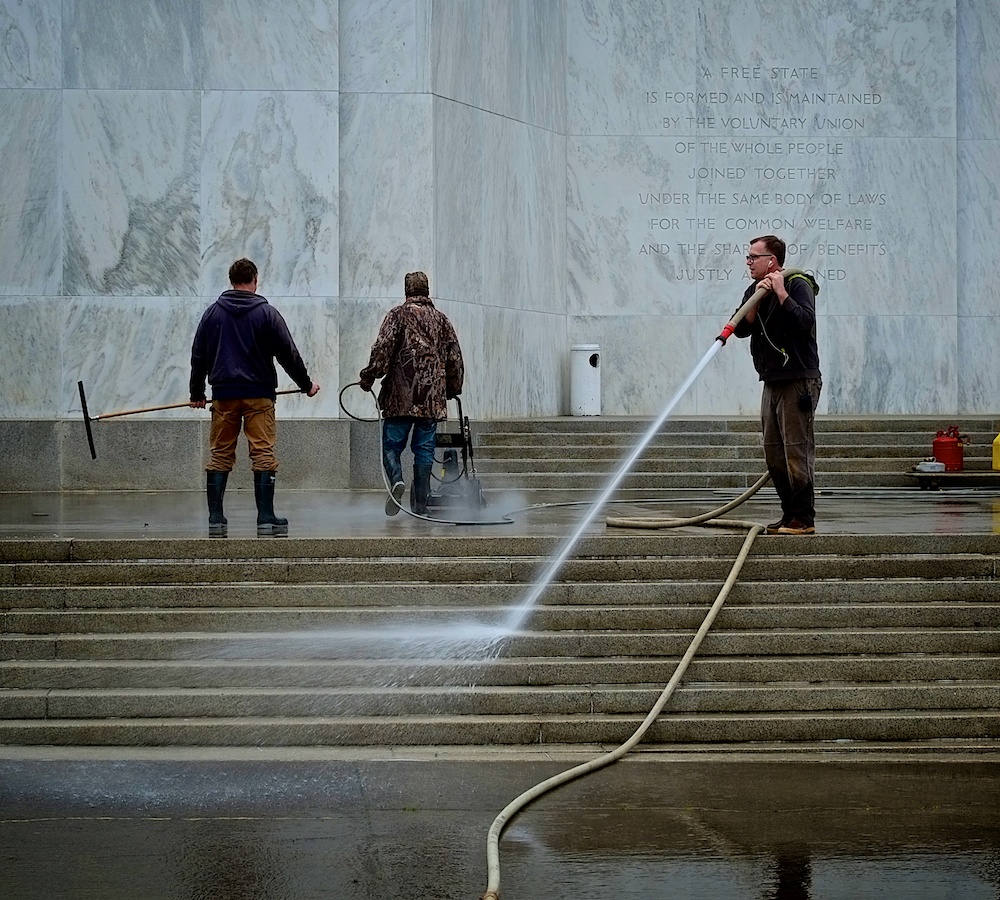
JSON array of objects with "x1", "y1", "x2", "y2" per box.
[
  {"x1": 765, "y1": 518, "x2": 785, "y2": 535},
  {"x1": 777, "y1": 520, "x2": 815, "y2": 535}
]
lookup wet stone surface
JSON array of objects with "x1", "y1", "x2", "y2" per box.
[{"x1": 1, "y1": 753, "x2": 999, "y2": 899}]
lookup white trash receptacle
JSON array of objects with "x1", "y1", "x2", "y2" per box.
[{"x1": 570, "y1": 344, "x2": 601, "y2": 416}]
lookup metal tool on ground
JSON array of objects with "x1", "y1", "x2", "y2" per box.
[{"x1": 77, "y1": 381, "x2": 303, "y2": 460}]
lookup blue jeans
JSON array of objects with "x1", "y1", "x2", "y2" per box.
[{"x1": 382, "y1": 417, "x2": 437, "y2": 484}]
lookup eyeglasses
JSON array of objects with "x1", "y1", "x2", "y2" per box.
[{"x1": 746, "y1": 253, "x2": 774, "y2": 261}]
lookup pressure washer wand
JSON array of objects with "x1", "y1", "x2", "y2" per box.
[{"x1": 715, "y1": 267, "x2": 805, "y2": 344}]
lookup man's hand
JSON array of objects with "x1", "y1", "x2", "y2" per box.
[
  {"x1": 306, "y1": 382, "x2": 321, "y2": 398},
  {"x1": 359, "y1": 381, "x2": 373, "y2": 393},
  {"x1": 758, "y1": 271, "x2": 788, "y2": 303},
  {"x1": 190, "y1": 399, "x2": 206, "y2": 409}
]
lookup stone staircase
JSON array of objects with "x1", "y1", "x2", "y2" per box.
[
  {"x1": 2, "y1": 533, "x2": 999, "y2": 748},
  {"x1": 470, "y1": 416, "x2": 1000, "y2": 492}
]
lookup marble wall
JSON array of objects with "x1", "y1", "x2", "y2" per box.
[
  {"x1": 566, "y1": 0, "x2": 993, "y2": 416},
  {"x1": 0, "y1": 0, "x2": 997, "y2": 450}
]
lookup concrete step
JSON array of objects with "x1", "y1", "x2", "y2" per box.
[
  {"x1": 3, "y1": 553, "x2": 997, "y2": 586},
  {"x1": 1, "y1": 532, "x2": 997, "y2": 748},
  {"x1": 1, "y1": 578, "x2": 997, "y2": 609},
  {"x1": 6, "y1": 601, "x2": 1000, "y2": 634},
  {"x1": 2, "y1": 709, "x2": 999, "y2": 747},
  {"x1": 4, "y1": 655, "x2": 996, "y2": 689},
  {"x1": 5, "y1": 628, "x2": 999, "y2": 661},
  {"x1": 4, "y1": 681, "x2": 998, "y2": 720}
]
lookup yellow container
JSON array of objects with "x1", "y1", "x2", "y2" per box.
[{"x1": 994, "y1": 433, "x2": 1000, "y2": 471}]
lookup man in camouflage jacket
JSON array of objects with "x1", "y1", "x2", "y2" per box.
[{"x1": 359, "y1": 271, "x2": 465, "y2": 516}]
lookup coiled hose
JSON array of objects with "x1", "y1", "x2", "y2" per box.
[{"x1": 482, "y1": 473, "x2": 770, "y2": 900}]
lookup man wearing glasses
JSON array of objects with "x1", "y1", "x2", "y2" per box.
[{"x1": 732, "y1": 235, "x2": 822, "y2": 534}]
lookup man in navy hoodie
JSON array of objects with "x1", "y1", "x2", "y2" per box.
[{"x1": 190, "y1": 258, "x2": 320, "y2": 535}]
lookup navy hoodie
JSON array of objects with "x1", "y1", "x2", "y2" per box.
[{"x1": 190, "y1": 290, "x2": 312, "y2": 401}]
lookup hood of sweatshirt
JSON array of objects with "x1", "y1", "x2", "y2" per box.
[{"x1": 216, "y1": 289, "x2": 268, "y2": 316}]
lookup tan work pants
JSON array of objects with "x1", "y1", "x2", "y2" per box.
[{"x1": 207, "y1": 398, "x2": 277, "y2": 472}]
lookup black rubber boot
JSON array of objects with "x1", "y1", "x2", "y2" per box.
[
  {"x1": 254, "y1": 470, "x2": 288, "y2": 535},
  {"x1": 410, "y1": 464, "x2": 432, "y2": 516},
  {"x1": 206, "y1": 471, "x2": 228, "y2": 536}
]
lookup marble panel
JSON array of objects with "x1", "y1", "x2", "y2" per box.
[
  {"x1": 567, "y1": 0, "x2": 696, "y2": 136},
  {"x1": 63, "y1": 0, "x2": 200, "y2": 90},
  {"x1": 481, "y1": 0, "x2": 523, "y2": 123},
  {"x1": 64, "y1": 91, "x2": 200, "y2": 296},
  {"x1": 568, "y1": 314, "x2": 705, "y2": 417},
  {"x1": 339, "y1": 92, "x2": 432, "y2": 298},
  {"x1": 523, "y1": 124, "x2": 567, "y2": 315},
  {"x1": 202, "y1": 0, "x2": 338, "y2": 90},
  {"x1": 523, "y1": 0, "x2": 566, "y2": 133},
  {"x1": 340, "y1": 0, "x2": 426, "y2": 93},
  {"x1": 430, "y1": 0, "x2": 484, "y2": 109},
  {"x1": 686, "y1": 136, "x2": 955, "y2": 320},
  {"x1": 481, "y1": 114, "x2": 528, "y2": 309},
  {"x1": 433, "y1": 98, "x2": 485, "y2": 304},
  {"x1": 444, "y1": 300, "x2": 563, "y2": 418},
  {"x1": 691, "y1": 0, "x2": 953, "y2": 140},
  {"x1": 825, "y1": 0, "x2": 955, "y2": 139},
  {"x1": 958, "y1": 0, "x2": 1000, "y2": 140},
  {"x1": 0, "y1": 298, "x2": 63, "y2": 418},
  {"x1": 262, "y1": 296, "x2": 340, "y2": 419},
  {"x1": 0, "y1": 90, "x2": 60, "y2": 295},
  {"x1": 957, "y1": 141, "x2": 1000, "y2": 318},
  {"x1": 957, "y1": 315, "x2": 1000, "y2": 414},
  {"x1": 200, "y1": 91, "x2": 339, "y2": 297},
  {"x1": 0, "y1": 0, "x2": 61, "y2": 87},
  {"x1": 821, "y1": 315, "x2": 957, "y2": 414},
  {"x1": 61, "y1": 295, "x2": 208, "y2": 420},
  {"x1": 567, "y1": 136, "x2": 699, "y2": 318},
  {"x1": 336, "y1": 297, "x2": 394, "y2": 404}
]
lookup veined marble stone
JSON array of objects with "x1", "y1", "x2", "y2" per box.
[
  {"x1": 202, "y1": 0, "x2": 338, "y2": 90},
  {"x1": 0, "y1": 297, "x2": 63, "y2": 417},
  {"x1": 63, "y1": 0, "x2": 201, "y2": 90},
  {"x1": 0, "y1": 90, "x2": 61, "y2": 295},
  {"x1": 958, "y1": 0, "x2": 1000, "y2": 141},
  {"x1": 64, "y1": 90, "x2": 200, "y2": 296},
  {"x1": 340, "y1": 0, "x2": 427, "y2": 93},
  {"x1": 822, "y1": 314, "x2": 957, "y2": 414},
  {"x1": 0, "y1": 0, "x2": 61, "y2": 88},
  {"x1": 62, "y1": 295, "x2": 207, "y2": 419},
  {"x1": 200, "y1": 91, "x2": 339, "y2": 297},
  {"x1": 338, "y1": 92, "x2": 432, "y2": 298}
]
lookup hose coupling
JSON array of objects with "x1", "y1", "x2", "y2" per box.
[
  {"x1": 716, "y1": 322, "x2": 736, "y2": 344},
  {"x1": 482, "y1": 893, "x2": 500, "y2": 900}
]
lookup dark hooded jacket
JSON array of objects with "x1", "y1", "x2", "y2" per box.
[
  {"x1": 732, "y1": 271, "x2": 821, "y2": 382},
  {"x1": 190, "y1": 290, "x2": 312, "y2": 401}
]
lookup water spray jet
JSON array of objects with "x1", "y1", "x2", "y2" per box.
[{"x1": 481, "y1": 274, "x2": 806, "y2": 900}]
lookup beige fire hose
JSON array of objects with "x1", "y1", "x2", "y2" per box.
[
  {"x1": 483, "y1": 272, "x2": 806, "y2": 898},
  {"x1": 482, "y1": 475, "x2": 771, "y2": 899}
]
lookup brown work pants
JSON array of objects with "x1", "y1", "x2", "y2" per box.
[
  {"x1": 207, "y1": 398, "x2": 278, "y2": 472},
  {"x1": 761, "y1": 377, "x2": 822, "y2": 526}
]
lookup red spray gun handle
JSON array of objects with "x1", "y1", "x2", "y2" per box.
[{"x1": 715, "y1": 267, "x2": 806, "y2": 344}]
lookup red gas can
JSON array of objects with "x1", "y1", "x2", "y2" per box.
[{"x1": 933, "y1": 426, "x2": 967, "y2": 472}]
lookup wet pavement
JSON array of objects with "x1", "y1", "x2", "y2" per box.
[
  {"x1": 2, "y1": 485, "x2": 1000, "y2": 898},
  {"x1": 2, "y1": 483, "x2": 1000, "y2": 539},
  {"x1": 1, "y1": 748, "x2": 999, "y2": 899}
]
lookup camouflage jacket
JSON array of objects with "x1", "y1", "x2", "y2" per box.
[{"x1": 359, "y1": 297, "x2": 464, "y2": 420}]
